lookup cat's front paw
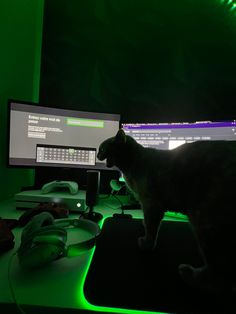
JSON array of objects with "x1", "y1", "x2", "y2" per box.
[
  {"x1": 138, "y1": 236, "x2": 155, "y2": 251},
  {"x1": 178, "y1": 264, "x2": 227, "y2": 294}
]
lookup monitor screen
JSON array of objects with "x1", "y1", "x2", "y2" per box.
[
  {"x1": 122, "y1": 121, "x2": 236, "y2": 150},
  {"x1": 8, "y1": 100, "x2": 120, "y2": 170}
]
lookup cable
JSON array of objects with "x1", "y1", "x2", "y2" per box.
[
  {"x1": 102, "y1": 200, "x2": 121, "y2": 211},
  {"x1": 111, "y1": 193, "x2": 124, "y2": 208},
  {"x1": 99, "y1": 194, "x2": 111, "y2": 200},
  {"x1": 102, "y1": 192, "x2": 123, "y2": 211},
  {"x1": 8, "y1": 252, "x2": 27, "y2": 314}
]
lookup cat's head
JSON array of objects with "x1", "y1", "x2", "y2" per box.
[{"x1": 97, "y1": 129, "x2": 130, "y2": 168}]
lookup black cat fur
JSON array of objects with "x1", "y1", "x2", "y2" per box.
[{"x1": 97, "y1": 129, "x2": 236, "y2": 294}]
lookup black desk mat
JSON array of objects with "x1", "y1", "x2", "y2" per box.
[{"x1": 84, "y1": 217, "x2": 235, "y2": 314}]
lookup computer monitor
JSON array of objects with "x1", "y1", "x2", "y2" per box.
[
  {"x1": 122, "y1": 120, "x2": 236, "y2": 150},
  {"x1": 8, "y1": 100, "x2": 120, "y2": 170}
]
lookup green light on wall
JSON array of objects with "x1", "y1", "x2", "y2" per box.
[
  {"x1": 220, "y1": 0, "x2": 236, "y2": 13},
  {"x1": 231, "y1": 4, "x2": 236, "y2": 11},
  {"x1": 220, "y1": 0, "x2": 236, "y2": 4}
]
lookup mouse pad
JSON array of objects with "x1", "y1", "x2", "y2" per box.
[{"x1": 84, "y1": 217, "x2": 235, "y2": 314}]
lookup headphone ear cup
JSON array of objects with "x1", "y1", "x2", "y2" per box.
[
  {"x1": 18, "y1": 241, "x2": 65, "y2": 269},
  {"x1": 20, "y1": 212, "x2": 54, "y2": 242},
  {"x1": 18, "y1": 212, "x2": 67, "y2": 269}
]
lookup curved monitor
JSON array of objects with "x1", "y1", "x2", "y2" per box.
[
  {"x1": 122, "y1": 120, "x2": 236, "y2": 150},
  {"x1": 8, "y1": 100, "x2": 120, "y2": 170}
]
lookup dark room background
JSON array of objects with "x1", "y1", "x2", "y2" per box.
[
  {"x1": 1, "y1": 0, "x2": 236, "y2": 201},
  {"x1": 40, "y1": 0, "x2": 236, "y2": 123}
]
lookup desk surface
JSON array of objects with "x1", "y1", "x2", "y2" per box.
[{"x1": 0, "y1": 195, "x2": 187, "y2": 314}]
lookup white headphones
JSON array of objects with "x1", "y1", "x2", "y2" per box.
[{"x1": 17, "y1": 212, "x2": 101, "y2": 269}]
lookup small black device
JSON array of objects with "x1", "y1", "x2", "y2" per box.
[{"x1": 83, "y1": 170, "x2": 103, "y2": 222}]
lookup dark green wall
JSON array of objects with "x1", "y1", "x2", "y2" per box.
[
  {"x1": 1, "y1": 0, "x2": 234, "y2": 200},
  {"x1": 0, "y1": 0, "x2": 44, "y2": 201},
  {"x1": 40, "y1": 0, "x2": 236, "y2": 123}
]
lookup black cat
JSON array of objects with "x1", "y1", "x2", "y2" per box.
[{"x1": 97, "y1": 129, "x2": 236, "y2": 294}]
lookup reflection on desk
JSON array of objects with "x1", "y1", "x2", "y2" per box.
[{"x1": 0, "y1": 196, "x2": 188, "y2": 314}]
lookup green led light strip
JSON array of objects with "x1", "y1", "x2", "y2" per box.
[
  {"x1": 79, "y1": 247, "x2": 166, "y2": 314},
  {"x1": 77, "y1": 217, "x2": 179, "y2": 314}
]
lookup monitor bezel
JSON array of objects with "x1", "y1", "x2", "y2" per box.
[
  {"x1": 7, "y1": 99, "x2": 121, "y2": 170},
  {"x1": 121, "y1": 119, "x2": 236, "y2": 151}
]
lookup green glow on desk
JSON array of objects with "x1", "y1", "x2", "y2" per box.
[
  {"x1": 78, "y1": 244, "x2": 166, "y2": 314},
  {"x1": 164, "y1": 211, "x2": 188, "y2": 222},
  {"x1": 76, "y1": 216, "x2": 184, "y2": 314}
]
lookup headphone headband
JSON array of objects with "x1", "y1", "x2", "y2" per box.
[
  {"x1": 54, "y1": 217, "x2": 101, "y2": 254},
  {"x1": 54, "y1": 218, "x2": 101, "y2": 236},
  {"x1": 18, "y1": 213, "x2": 101, "y2": 268}
]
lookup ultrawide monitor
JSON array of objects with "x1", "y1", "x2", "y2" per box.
[
  {"x1": 122, "y1": 121, "x2": 236, "y2": 150},
  {"x1": 8, "y1": 100, "x2": 120, "y2": 170}
]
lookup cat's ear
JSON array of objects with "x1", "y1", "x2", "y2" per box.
[{"x1": 115, "y1": 129, "x2": 126, "y2": 144}]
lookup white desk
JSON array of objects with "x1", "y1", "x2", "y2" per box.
[
  {"x1": 0, "y1": 196, "x2": 145, "y2": 314},
  {"x1": 0, "y1": 194, "x2": 188, "y2": 314}
]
